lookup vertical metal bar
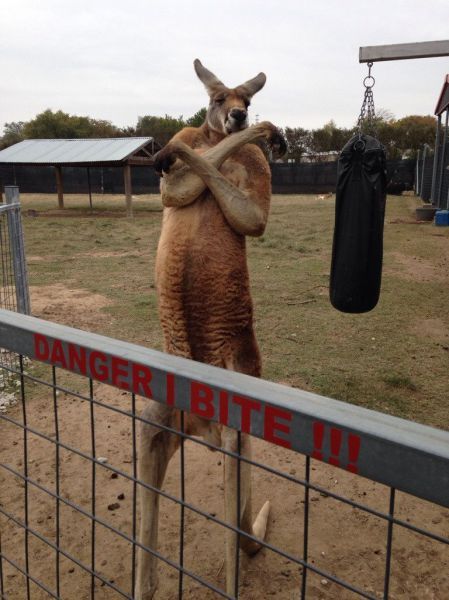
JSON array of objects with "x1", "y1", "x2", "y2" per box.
[
  {"x1": 52, "y1": 367, "x2": 61, "y2": 597},
  {"x1": 0, "y1": 530, "x2": 4, "y2": 597},
  {"x1": 415, "y1": 150, "x2": 421, "y2": 196},
  {"x1": 234, "y1": 431, "x2": 242, "y2": 600},
  {"x1": 430, "y1": 115, "x2": 441, "y2": 205},
  {"x1": 437, "y1": 110, "x2": 449, "y2": 208},
  {"x1": 420, "y1": 145, "x2": 428, "y2": 198},
  {"x1": 89, "y1": 379, "x2": 96, "y2": 599},
  {"x1": 20, "y1": 354, "x2": 31, "y2": 600},
  {"x1": 300, "y1": 456, "x2": 311, "y2": 599},
  {"x1": 131, "y1": 393, "x2": 137, "y2": 598},
  {"x1": 178, "y1": 411, "x2": 186, "y2": 599},
  {"x1": 383, "y1": 488, "x2": 396, "y2": 599},
  {"x1": 4, "y1": 187, "x2": 30, "y2": 315}
]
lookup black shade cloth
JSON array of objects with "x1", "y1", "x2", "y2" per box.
[{"x1": 330, "y1": 134, "x2": 387, "y2": 313}]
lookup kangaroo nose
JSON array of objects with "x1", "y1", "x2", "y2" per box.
[{"x1": 230, "y1": 108, "x2": 247, "y2": 122}]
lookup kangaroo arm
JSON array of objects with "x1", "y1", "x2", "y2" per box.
[
  {"x1": 166, "y1": 140, "x2": 268, "y2": 236},
  {"x1": 160, "y1": 123, "x2": 273, "y2": 208}
]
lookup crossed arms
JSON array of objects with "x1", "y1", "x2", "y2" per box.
[{"x1": 154, "y1": 122, "x2": 286, "y2": 236}]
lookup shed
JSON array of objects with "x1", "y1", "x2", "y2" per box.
[
  {"x1": 0, "y1": 137, "x2": 159, "y2": 216},
  {"x1": 435, "y1": 74, "x2": 449, "y2": 116}
]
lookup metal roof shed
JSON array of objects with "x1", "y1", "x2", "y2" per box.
[{"x1": 0, "y1": 137, "x2": 158, "y2": 216}]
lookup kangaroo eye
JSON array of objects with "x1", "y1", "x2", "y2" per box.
[
  {"x1": 244, "y1": 99, "x2": 251, "y2": 109},
  {"x1": 215, "y1": 96, "x2": 226, "y2": 105}
]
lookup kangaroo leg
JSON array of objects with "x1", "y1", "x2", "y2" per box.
[
  {"x1": 135, "y1": 402, "x2": 180, "y2": 600},
  {"x1": 238, "y1": 433, "x2": 270, "y2": 557},
  {"x1": 222, "y1": 430, "x2": 270, "y2": 596}
]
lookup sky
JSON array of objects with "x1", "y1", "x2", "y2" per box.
[{"x1": 1, "y1": 0, "x2": 449, "y2": 133}]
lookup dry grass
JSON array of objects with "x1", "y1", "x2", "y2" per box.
[{"x1": 19, "y1": 192, "x2": 449, "y2": 429}]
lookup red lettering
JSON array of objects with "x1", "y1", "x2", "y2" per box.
[
  {"x1": 34, "y1": 333, "x2": 49, "y2": 361},
  {"x1": 50, "y1": 340, "x2": 67, "y2": 369},
  {"x1": 312, "y1": 422, "x2": 325, "y2": 461},
  {"x1": 219, "y1": 391, "x2": 229, "y2": 425},
  {"x1": 190, "y1": 381, "x2": 215, "y2": 419},
  {"x1": 132, "y1": 363, "x2": 153, "y2": 398},
  {"x1": 68, "y1": 344, "x2": 87, "y2": 375},
  {"x1": 232, "y1": 395, "x2": 261, "y2": 433},
  {"x1": 329, "y1": 428, "x2": 343, "y2": 467},
  {"x1": 264, "y1": 405, "x2": 292, "y2": 448},
  {"x1": 111, "y1": 356, "x2": 130, "y2": 391},
  {"x1": 89, "y1": 351, "x2": 109, "y2": 382},
  {"x1": 166, "y1": 373, "x2": 175, "y2": 406}
]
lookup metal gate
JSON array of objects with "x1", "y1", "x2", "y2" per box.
[
  {"x1": 0, "y1": 186, "x2": 30, "y2": 406},
  {"x1": 0, "y1": 310, "x2": 448, "y2": 599}
]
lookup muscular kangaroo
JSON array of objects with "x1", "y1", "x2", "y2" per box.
[{"x1": 136, "y1": 59, "x2": 286, "y2": 599}]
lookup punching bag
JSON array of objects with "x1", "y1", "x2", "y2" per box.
[{"x1": 330, "y1": 133, "x2": 387, "y2": 313}]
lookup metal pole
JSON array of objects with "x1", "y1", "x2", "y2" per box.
[
  {"x1": 4, "y1": 186, "x2": 31, "y2": 315},
  {"x1": 360, "y1": 39, "x2": 449, "y2": 63},
  {"x1": 437, "y1": 109, "x2": 449, "y2": 208},
  {"x1": 430, "y1": 115, "x2": 441, "y2": 205},
  {"x1": 415, "y1": 150, "x2": 421, "y2": 196},
  {"x1": 420, "y1": 144, "x2": 430, "y2": 198}
]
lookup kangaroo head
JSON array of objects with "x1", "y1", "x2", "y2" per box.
[{"x1": 194, "y1": 59, "x2": 266, "y2": 135}]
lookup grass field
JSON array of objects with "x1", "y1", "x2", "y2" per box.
[{"x1": 19, "y1": 191, "x2": 449, "y2": 430}]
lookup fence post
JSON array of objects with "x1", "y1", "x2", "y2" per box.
[
  {"x1": 415, "y1": 150, "x2": 421, "y2": 196},
  {"x1": 430, "y1": 114, "x2": 441, "y2": 205},
  {"x1": 4, "y1": 186, "x2": 31, "y2": 315}
]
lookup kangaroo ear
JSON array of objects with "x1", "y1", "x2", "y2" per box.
[
  {"x1": 236, "y1": 72, "x2": 267, "y2": 98},
  {"x1": 194, "y1": 59, "x2": 225, "y2": 95}
]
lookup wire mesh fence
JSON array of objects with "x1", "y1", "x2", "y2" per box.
[
  {"x1": 0, "y1": 310, "x2": 448, "y2": 599},
  {"x1": 0, "y1": 186, "x2": 30, "y2": 405}
]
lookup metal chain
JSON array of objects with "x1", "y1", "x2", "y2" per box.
[{"x1": 357, "y1": 62, "x2": 376, "y2": 135}]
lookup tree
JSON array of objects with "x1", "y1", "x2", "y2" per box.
[
  {"x1": 392, "y1": 115, "x2": 436, "y2": 158},
  {"x1": 0, "y1": 121, "x2": 25, "y2": 149},
  {"x1": 22, "y1": 109, "x2": 120, "y2": 139},
  {"x1": 186, "y1": 107, "x2": 207, "y2": 127},
  {"x1": 283, "y1": 127, "x2": 311, "y2": 162},
  {"x1": 135, "y1": 114, "x2": 185, "y2": 147},
  {"x1": 310, "y1": 120, "x2": 355, "y2": 158}
]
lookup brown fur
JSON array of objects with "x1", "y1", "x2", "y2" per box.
[
  {"x1": 136, "y1": 60, "x2": 285, "y2": 600},
  {"x1": 156, "y1": 124, "x2": 270, "y2": 372}
]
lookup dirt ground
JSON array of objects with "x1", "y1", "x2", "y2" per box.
[{"x1": 1, "y1": 282, "x2": 448, "y2": 600}]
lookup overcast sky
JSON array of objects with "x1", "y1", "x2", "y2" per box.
[{"x1": 1, "y1": 0, "x2": 449, "y2": 133}]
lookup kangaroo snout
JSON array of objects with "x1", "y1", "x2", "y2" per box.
[{"x1": 229, "y1": 108, "x2": 247, "y2": 122}]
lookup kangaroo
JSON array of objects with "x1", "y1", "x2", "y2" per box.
[{"x1": 136, "y1": 59, "x2": 286, "y2": 599}]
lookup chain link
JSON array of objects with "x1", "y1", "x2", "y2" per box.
[{"x1": 357, "y1": 62, "x2": 377, "y2": 135}]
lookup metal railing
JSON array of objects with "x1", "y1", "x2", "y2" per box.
[{"x1": 0, "y1": 309, "x2": 448, "y2": 599}]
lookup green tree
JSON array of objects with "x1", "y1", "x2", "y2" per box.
[
  {"x1": 136, "y1": 114, "x2": 185, "y2": 146},
  {"x1": 186, "y1": 107, "x2": 207, "y2": 127},
  {"x1": 0, "y1": 121, "x2": 25, "y2": 149},
  {"x1": 283, "y1": 127, "x2": 311, "y2": 162},
  {"x1": 22, "y1": 109, "x2": 120, "y2": 139},
  {"x1": 392, "y1": 115, "x2": 436, "y2": 158}
]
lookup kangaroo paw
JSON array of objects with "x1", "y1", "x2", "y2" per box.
[{"x1": 240, "y1": 500, "x2": 271, "y2": 557}]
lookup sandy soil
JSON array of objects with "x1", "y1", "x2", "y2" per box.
[{"x1": 0, "y1": 285, "x2": 448, "y2": 600}]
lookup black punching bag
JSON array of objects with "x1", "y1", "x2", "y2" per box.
[{"x1": 330, "y1": 134, "x2": 387, "y2": 313}]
